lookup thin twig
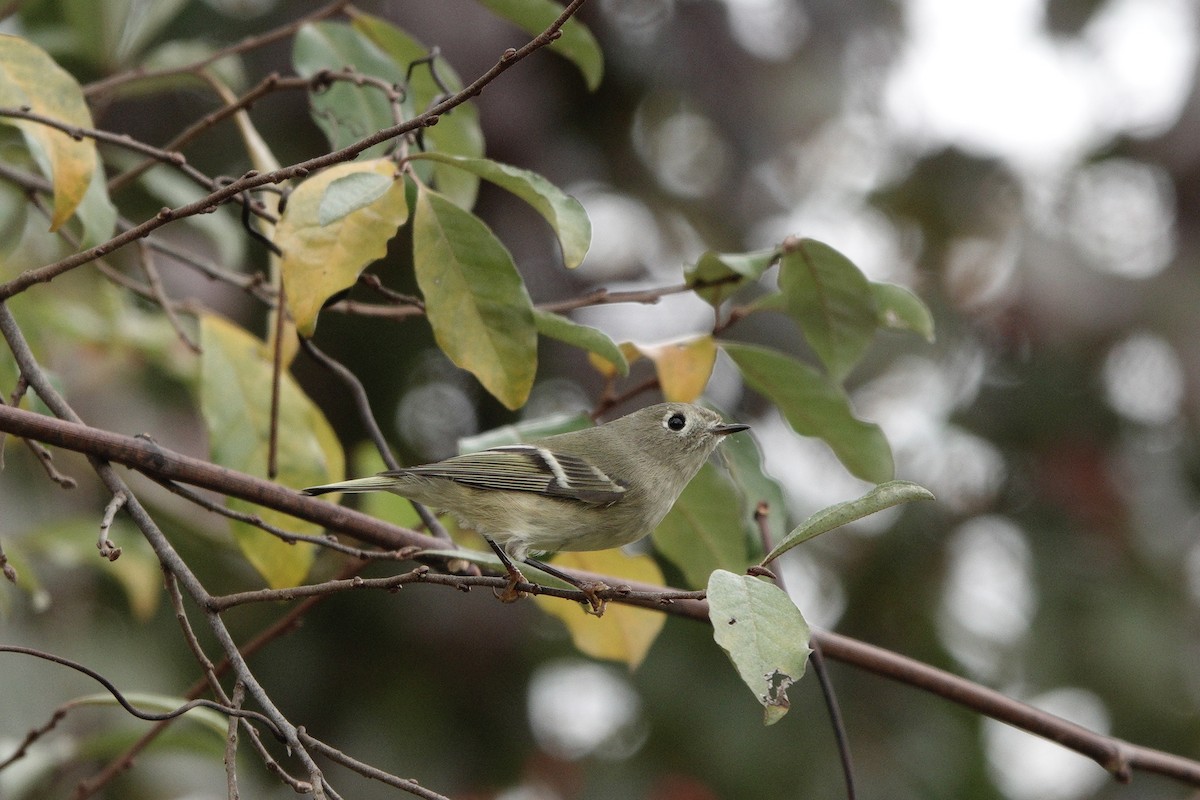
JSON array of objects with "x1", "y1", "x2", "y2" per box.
[
  {"x1": 79, "y1": 559, "x2": 370, "y2": 799},
  {"x1": 0, "y1": 304, "x2": 330, "y2": 797},
  {"x1": 755, "y1": 502, "x2": 856, "y2": 800},
  {"x1": 0, "y1": 0, "x2": 591, "y2": 303},
  {"x1": 83, "y1": 0, "x2": 354, "y2": 97},
  {"x1": 136, "y1": 240, "x2": 201, "y2": 353},
  {"x1": 225, "y1": 681, "x2": 245, "y2": 800},
  {"x1": 4, "y1": 396, "x2": 1200, "y2": 788},
  {"x1": 97, "y1": 490, "x2": 126, "y2": 561},
  {"x1": 299, "y1": 731, "x2": 452, "y2": 800},
  {"x1": 150, "y1": 474, "x2": 416, "y2": 560},
  {"x1": 0, "y1": 645, "x2": 281, "y2": 735},
  {"x1": 268, "y1": 282, "x2": 286, "y2": 479},
  {"x1": 298, "y1": 338, "x2": 450, "y2": 540},
  {"x1": 0, "y1": 539, "x2": 16, "y2": 584}
]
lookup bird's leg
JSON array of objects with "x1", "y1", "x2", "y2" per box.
[
  {"x1": 524, "y1": 557, "x2": 610, "y2": 617},
  {"x1": 483, "y1": 536, "x2": 528, "y2": 603}
]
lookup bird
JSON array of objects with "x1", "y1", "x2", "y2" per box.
[{"x1": 303, "y1": 402, "x2": 749, "y2": 613}]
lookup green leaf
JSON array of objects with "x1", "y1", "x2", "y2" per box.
[
  {"x1": 723, "y1": 342, "x2": 893, "y2": 483},
  {"x1": 720, "y1": 430, "x2": 789, "y2": 560},
  {"x1": 349, "y1": 10, "x2": 484, "y2": 208},
  {"x1": 653, "y1": 462, "x2": 748, "y2": 589},
  {"x1": 63, "y1": 0, "x2": 190, "y2": 68},
  {"x1": 413, "y1": 184, "x2": 537, "y2": 410},
  {"x1": 707, "y1": 570, "x2": 811, "y2": 725},
  {"x1": 779, "y1": 238, "x2": 876, "y2": 380},
  {"x1": 762, "y1": 481, "x2": 934, "y2": 565},
  {"x1": 76, "y1": 159, "x2": 117, "y2": 247},
  {"x1": 318, "y1": 171, "x2": 393, "y2": 225},
  {"x1": 0, "y1": 34, "x2": 98, "y2": 230},
  {"x1": 477, "y1": 0, "x2": 604, "y2": 90},
  {"x1": 685, "y1": 248, "x2": 777, "y2": 307},
  {"x1": 275, "y1": 159, "x2": 409, "y2": 337},
  {"x1": 410, "y1": 152, "x2": 591, "y2": 268},
  {"x1": 872, "y1": 281, "x2": 936, "y2": 342},
  {"x1": 198, "y1": 314, "x2": 344, "y2": 588},
  {"x1": 292, "y1": 22, "x2": 406, "y2": 158},
  {"x1": 534, "y1": 309, "x2": 628, "y2": 374}
]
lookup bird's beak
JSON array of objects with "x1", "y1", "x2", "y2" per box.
[{"x1": 713, "y1": 422, "x2": 750, "y2": 436}]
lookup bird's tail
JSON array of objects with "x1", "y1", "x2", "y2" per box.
[{"x1": 302, "y1": 475, "x2": 401, "y2": 496}]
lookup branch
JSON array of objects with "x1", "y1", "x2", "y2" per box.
[
  {"x1": 0, "y1": 0, "x2": 589, "y2": 303},
  {"x1": 82, "y1": 0, "x2": 353, "y2": 98},
  {"x1": 2, "y1": 402, "x2": 1199, "y2": 788}
]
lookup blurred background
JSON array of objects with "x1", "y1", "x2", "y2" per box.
[{"x1": 2, "y1": 0, "x2": 1200, "y2": 798}]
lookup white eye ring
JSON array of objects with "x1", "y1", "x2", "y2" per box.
[{"x1": 665, "y1": 412, "x2": 687, "y2": 432}]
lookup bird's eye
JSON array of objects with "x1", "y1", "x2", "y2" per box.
[{"x1": 666, "y1": 413, "x2": 687, "y2": 431}]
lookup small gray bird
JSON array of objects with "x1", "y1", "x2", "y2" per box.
[{"x1": 304, "y1": 402, "x2": 749, "y2": 611}]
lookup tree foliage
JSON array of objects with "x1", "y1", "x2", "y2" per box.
[{"x1": 1, "y1": 2, "x2": 1198, "y2": 799}]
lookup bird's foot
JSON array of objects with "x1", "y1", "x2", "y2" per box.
[
  {"x1": 578, "y1": 581, "x2": 610, "y2": 617},
  {"x1": 494, "y1": 564, "x2": 529, "y2": 604}
]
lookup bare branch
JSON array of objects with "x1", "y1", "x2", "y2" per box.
[{"x1": 97, "y1": 490, "x2": 126, "y2": 561}]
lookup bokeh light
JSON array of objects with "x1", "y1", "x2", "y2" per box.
[{"x1": 527, "y1": 659, "x2": 647, "y2": 761}]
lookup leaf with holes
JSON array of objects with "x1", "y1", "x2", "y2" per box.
[{"x1": 707, "y1": 569, "x2": 811, "y2": 725}]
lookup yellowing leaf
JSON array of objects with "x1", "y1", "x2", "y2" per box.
[
  {"x1": 413, "y1": 184, "x2": 536, "y2": 410},
  {"x1": 589, "y1": 342, "x2": 640, "y2": 379},
  {"x1": 0, "y1": 35, "x2": 98, "y2": 230},
  {"x1": 275, "y1": 160, "x2": 408, "y2": 337},
  {"x1": 198, "y1": 314, "x2": 344, "y2": 588},
  {"x1": 638, "y1": 335, "x2": 718, "y2": 402},
  {"x1": 535, "y1": 549, "x2": 666, "y2": 670}
]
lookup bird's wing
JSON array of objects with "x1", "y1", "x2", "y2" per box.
[{"x1": 386, "y1": 445, "x2": 626, "y2": 504}]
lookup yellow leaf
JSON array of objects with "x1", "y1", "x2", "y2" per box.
[
  {"x1": 588, "y1": 341, "x2": 640, "y2": 379},
  {"x1": 275, "y1": 160, "x2": 409, "y2": 337},
  {"x1": 198, "y1": 313, "x2": 345, "y2": 588},
  {"x1": 638, "y1": 335, "x2": 718, "y2": 402},
  {"x1": 0, "y1": 35, "x2": 97, "y2": 230},
  {"x1": 535, "y1": 550, "x2": 667, "y2": 670}
]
